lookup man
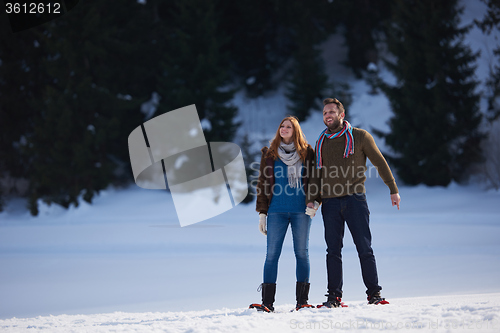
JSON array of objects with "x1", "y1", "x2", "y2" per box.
[{"x1": 306, "y1": 98, "x2": 401, "y2": 308}]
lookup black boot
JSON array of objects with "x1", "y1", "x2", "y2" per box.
[
  {"x1": 249, "y1": 283, "x2": 276, "y2": 312},
  {"x1": 367, "y1": 291, "x2": 389, "y2": 305},
  {"x1": 262, "y1": 283, "x2": 276, "y2": 311},
  {"x1": 295, "y1": 282, "x2": 314, "y2": 310},
  {"x1": 317, "y1": 293, "x2": 348, "y2": 308}
]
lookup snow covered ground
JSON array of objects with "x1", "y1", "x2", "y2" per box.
[
  {"x1": 1, "y1": 0, "x2": 500, "y2": 331},
  {"x1": 1, "y1": 173, "x2": 499, "y2": 332},
  {"x1": 1, "y1": 294, "x2": 499, "y2": 332}
]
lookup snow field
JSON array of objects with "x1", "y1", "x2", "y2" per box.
[
  {"x1": 1, "y1": 293, "x2": 499, "y2": 332},
  {"x1": 1, "y1": 1, "x2": 500, "y2": 331}
]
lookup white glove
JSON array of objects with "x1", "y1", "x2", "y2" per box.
[
  {"x1": 305, "y1": 201, "x2": 320, "y2": 217},
  {"x1": 259, "y1": 213, "x2": 267, "y2": 235}
]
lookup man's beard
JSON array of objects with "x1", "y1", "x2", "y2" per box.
[{"x1": 324, "y1": 118, "x2": 342, "y2": 131}]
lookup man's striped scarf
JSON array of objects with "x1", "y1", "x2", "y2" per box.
[{"x1": 315, "y1": 120, "x2": 354, "y2": 169}]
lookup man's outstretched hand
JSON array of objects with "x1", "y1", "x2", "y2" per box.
[{"x1": 391, "y1": 193, "x2": 401, "y2": 210}]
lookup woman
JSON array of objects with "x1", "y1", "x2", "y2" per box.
[{"x1": 249, "y1": 116, "x2": 319, "y2": 312}]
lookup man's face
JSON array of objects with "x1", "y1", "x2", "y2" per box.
[{"x1": 323, "y1": 103, "x2": 344, "y2": 130}]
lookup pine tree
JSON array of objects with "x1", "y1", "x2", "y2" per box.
[
  {"x1": 476, "y1": 0, "x2": 500, "y2": 121},
  {"x1": 0, "y1": 186, "x2": 3, "y2": 212},
  {"x1": 282, "y1": 0, "x2": 334, "y2": 121},
  {"x1": 239, "y1": 133, "x2": 261, "y2": 203},
  {"x1": 285, "y1": 42, "x2": 328, "y2": 122},
  {"x1": 474, "y1": 0, "x2": 500, "y2": 189},
  {"x1": 334, "y1": 0, "x2": 393, "y2": 78},
  {"x1": 0, "y1": 10, "x2": 49, "y2": 209},
  {"x1": 377, "y1": 0, "x2": 483, "y2": 186},
  {"x1": 217, "y1": 0, "x2": 284, "y2": 98},
  {"x1": 156, "y1": 0, "x2": 238, "y2": 143},
  {"x1": 1, "y1": 0, "x2": 154, "y2": 215},
  {"x1": 217, "y1": 0, "x2": 337, "y2": 100}
]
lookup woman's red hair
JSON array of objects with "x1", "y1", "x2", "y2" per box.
[{"x1": 266, "y1": 116, "x2": 309, "y2": 161}]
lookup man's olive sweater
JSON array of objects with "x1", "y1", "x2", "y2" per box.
[{"x1": 306, "y1": 126, "x2": 398, "y2": 203}]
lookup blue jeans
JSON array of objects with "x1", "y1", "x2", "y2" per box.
[
  {"x1": 321, "y1": 194, "x2": 382, "y2": 297},
  {"x1": 263, "y1": 212, "x2": 312, "y2": 284}
]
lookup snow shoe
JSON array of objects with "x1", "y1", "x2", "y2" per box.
[
  {"x1": 295, "y1": 304, "x2": 315, "y2": 311},
  {"x1": 249, "y1": 303, "x2": 274, "y2": 312},
  {"x1": 367, "y1": 291, "x2": 389, "y2": 305},
  {"x1": 249, "y1": 283, "x2": 276, "y2": 312},
  {"x1": 317, "y1": 295, "x2": 348, "y2": 308},
  {"x1": 294, "y1": 282, "x2": 315, "y2": 311}
]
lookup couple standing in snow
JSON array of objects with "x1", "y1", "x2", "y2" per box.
[{"x1": 250, "y1": 98, "x2": 401, "y2": 312}]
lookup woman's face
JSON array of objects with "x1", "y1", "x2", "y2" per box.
[{"x1": 280, "y1": 120, "x2": 294, "y2": 142}]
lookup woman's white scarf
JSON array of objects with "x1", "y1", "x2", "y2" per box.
[{"x1": 278, "y1": 141, "x2": 302, "y2": 188}]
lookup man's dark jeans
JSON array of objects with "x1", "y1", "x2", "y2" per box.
[{"x1": 321, "y1": 193, "x2": 382, "y2": 298}]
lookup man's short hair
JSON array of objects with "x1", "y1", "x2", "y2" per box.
[{"x1": 323, "y1": 98, "x2": 345, "y2": 115}]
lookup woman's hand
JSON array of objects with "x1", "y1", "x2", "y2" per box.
[
  {"x1": 305, "y1": 201, "x2": 320, "y2": 217},
  {"x1": 259, "y1": 213, "x2": 267, "y2": 235}
]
